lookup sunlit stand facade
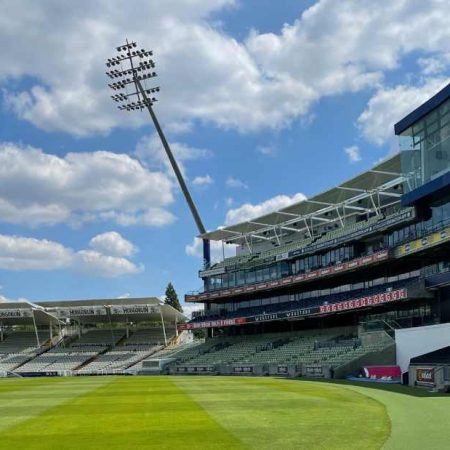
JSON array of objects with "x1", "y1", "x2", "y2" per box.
[{"x1": 177, "y1": 84, "x2": 450, "y2": 379}]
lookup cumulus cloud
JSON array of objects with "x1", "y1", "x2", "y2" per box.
[
  {"x1": 344, "y1": 145, "x2": 361, "y2": 163},
  {"x1": 0, "y1": 234, "x2": 73, "y2": 271},
  {"x1": 358, "y1": 78, "x2": 450, "y2": 145},
  {"x1": 89, "y1": 231, "x2": 136, "y2": 257},
  {"x1": 226, "y1": 176, "x2": 248, "y2": 189},
  {"x1": 3, "y1": 1, "x2": 450, "y2": 136},
  {"x1": 0, "y1": 142, "x2": 175, "y2": 228},
  {"x1": 192, "y1": 175, "x2": 214, "y2": 186},
  {"x1": 181, "y1": 302, "x2": 204, "y2": 319},
  {"x1": 225, "y1": 193, "x2": 307, "y2": 225},
  {"x1": 0, "y1": 232, "x2": 142, "y2": 277},
  {"x1": 75, "y1": 250, "x2": 142, "y2": 277},
  {"x1": 185, "y1": 237, "x2": 237, "y2": 263}
]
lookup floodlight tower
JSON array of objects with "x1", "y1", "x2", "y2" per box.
[{"x1": 106, "y1": 40, "x2": 211, "y2": 267}]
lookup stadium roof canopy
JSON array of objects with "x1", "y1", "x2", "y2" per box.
[
  {"x1": 0, "y1": 298, "x2": 185, "y2": 326},
  {"x1": 37, "y1": 297, "x2": 186, "y2": 324},
  {"x1": 200, "y1": 154, "x2": 404, "y2": 245},
  {"x1": 0, "y1": 301, "x2": 60, "y2": 326}
]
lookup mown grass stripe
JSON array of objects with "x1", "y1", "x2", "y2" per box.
[
  {"x1": 0, "y1": 376, "x2": 244, "y2": 450},
  {"x1": 173, "y1": 376, "x2": 388, "y2": 450},
  {"x1": 0, "y1": 377, "x2": 112, "y2": 433}
]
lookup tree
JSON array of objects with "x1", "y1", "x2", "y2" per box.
[{"x1": 164, "y1": 282, "x2": 183, "y2": 313}]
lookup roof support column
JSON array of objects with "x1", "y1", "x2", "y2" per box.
[
  {"x1": 31, "y1": 309, "x2": 40, "y2": 348},
  {"x1": 159, "y1": 308, "x2": 167, "y2": 346},
  {"x1": 303, "y1": 218, "x2": 312, "y2": 238}
]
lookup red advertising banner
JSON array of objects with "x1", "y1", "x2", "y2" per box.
[
  {"x1": 319, "y1": 288, "x2": 407, "y2": 314},
  {"x1": 179, "y1": 287, "x2": 408, "y2": 330},
  {"x1": 178, "y1": 317, "x2": 247, "y2": 330}
]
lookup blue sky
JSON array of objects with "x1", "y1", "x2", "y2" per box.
[{"x1": 0, "y1": 0, "x2": 449, "y2": 313}]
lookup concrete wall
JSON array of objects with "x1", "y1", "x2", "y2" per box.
[
  {"x1": 395, "y1": 322, "x2": 450, "y2": 372},
  {"x1": 334, "y1": 344, "x2": 396, "y2": 379}
]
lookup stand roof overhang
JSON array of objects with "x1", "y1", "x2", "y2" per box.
[
  {"x1": 37, "y1": 297, "x2": 186, "y2": 324},
  {"x1": 200, "y1": 154, "x2": 403, "y2": 243},
  {"x1": 0, "y1": 298, "x2": 186, "y2": 326},
  {"x1": 0, "y1": 301, "x2": 61, "y2": 326}
]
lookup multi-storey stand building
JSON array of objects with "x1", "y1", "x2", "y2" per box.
[{"x1": 178, "y1": 84, "x2": 450, "y2": 380}]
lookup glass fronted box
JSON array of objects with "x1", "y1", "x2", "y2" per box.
[{"x1": 399, "y1": 96, "x2": 450, "y2": 192}]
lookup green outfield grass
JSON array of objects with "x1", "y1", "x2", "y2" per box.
[{"x1": 0, "y1": 376, "x2": 448, "y2": 449}]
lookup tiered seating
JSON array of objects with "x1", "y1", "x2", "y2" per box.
[
  {"x1": 209, "y1": 208, "x2": 412, "y2": 272},
  {"x1": 69, "y1": 328, "x2": 125, "y2": 350},
  {"x1": 0, "y1": 353, "x2": 34, "y2": 371},
  {"x1": 122, "y1": 327, "x2": 176, "y2": 348},
  {"x1": 75, "y1": 327, "x2": 174, "y2": 373},
  {"x1": 0, "y1": 331, "x2": 45, "y2": 355},
  {"x1": 16, "y1": 352, "x2": 97, "y2": 373},
  {"x1": 15, "y1": 329, "x2": 125, "y2": 373},
  {"x1": 77, "y1": 347, "x2": 162, "y2": 373},
  {"x1": 315, "y1": 215, "x2": 381, "y2": 244},
  {"x1": 174, "y1": 328, "x2": 392, "y2": 370},
  {"x1": 192, "y1": 278, "x2": 420, "y2": 324}
]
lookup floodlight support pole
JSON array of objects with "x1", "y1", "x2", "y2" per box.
[{"x1": 135, "y1": 78, "x2": 211, "y2": 266}]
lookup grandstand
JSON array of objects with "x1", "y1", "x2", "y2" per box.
[
  {"x1": 1, "y1": 85, "x2": 450, "y2": 383},
  {"x1": 179, "y1": 83, "x2": 450, "y2": 380},
  {"x1": 0, "y1": 298, "x2": 184, "y2": 376}
]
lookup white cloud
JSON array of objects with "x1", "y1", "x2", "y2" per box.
[
  {"x1": 344, "y1": 145, "x2": 361, "y2": 163},
  {"x1": 225, "y1": 192, "x2": 307, "y2": 225},
  {"x1": 185, "y1": 237, "x2": 237, "y2": 263},
  {"x1": 192, "y1": 175, "x2": 214, "y2": 186},
  {"x1": 0, "y1": 294, "x2": 29, "y2": 303},
  {"x1": 358, "y1": 78, "x2": 450, "y2": 145},
  {"x1": 0, "y1": 234, "x2": 73, "y2": 271},
  {"x1": 89, "y1": 231, "x2": 136, "y2": 257},
  {"x1": 3, "y1": 1, "x2": 450, "y2": 136},
  {"x1": 417, "y1": 54, "x2": 450, "y2": 76},
  {"x1": 226, "y1": 176, "x2": 248, "y2": 189},
  {"x1": 0, "y1": 142, "x2": 175, "y2": 228},
  {"x1": 181, "y1": 302, "x2": 204, "y2": 319},
  {"x1": 0, "y1": 232, "x2": 142, "y2": 277},
  {"x1": 75, "y1": 250, "x2": 142, "y2": 277}
]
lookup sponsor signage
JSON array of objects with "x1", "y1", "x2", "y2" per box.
[
  {"x1": 233, "y1": 366, "x2": 253, "y2": 373},
  {"x1": 416, "y1": 367, "x2": 435, "y2": 385},
  {"x1": 305, "y1": 366, "x2": 324, "y2": 377},
  {"x1": 199, "y1": 267, "x2": 226, "y2": 277},
  {"x1": 177, "y1": 317, "x2": 247, "y2": 330},
  {"x1": 110, "y1": 305, "x2": 160, "y2": 315},
  {"x1": 177, "y1": 366, "x2": 214, "y2": 374},
  {"x1": 319, "y1": 288, "x2": 407, "y2": 314},
  {"x1": 0, "y1": 309, "x2": 33, "y2": 319},
  {"x1": 179, "y1": 288, "x2": 407, "y2": 330},
  {"x1": 185, "y1": 250, "x2": 390, "y2": 303},
  {"x1": 55, "y1": 306, "x2": 107, "y2": 318},
  {"x1": 396, "y1": 227, "x2": 450, "y2": 258},
  {"x1": 277, "y1": 365, "x2": 288, "y2": 374}
]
